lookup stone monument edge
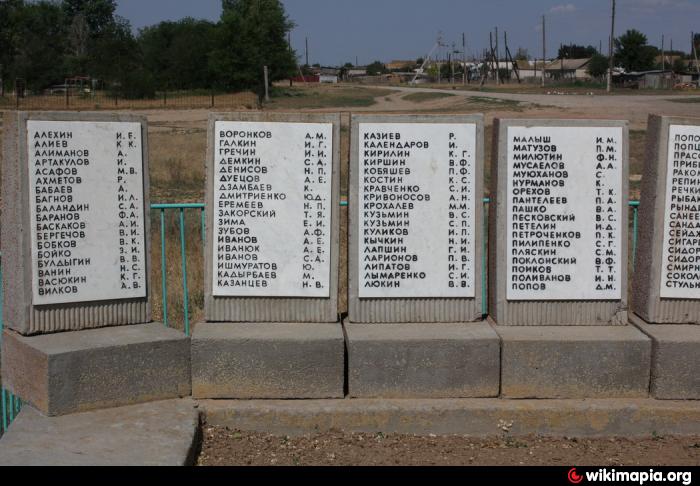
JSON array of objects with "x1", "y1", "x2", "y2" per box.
[
  {"x1": 7, "y1": 111, "x2": 152, "y2": 335},
  {"x1": 203, "y1": 111, "x2": 342, "y2": 323},
  {"x1": 348, "y1": 113, "x2": 485, "y2": 324},
  {"x1": 490, "y1": 118, "x2": 630, "y2": 326}
]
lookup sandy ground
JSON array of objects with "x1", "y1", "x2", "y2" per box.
[
  {"x1": 198, "y1": 427, "x2": 700, "y2": 466},
  {"x1": 137, "y1": 84, "x2": 699, "y2": 132},
  {"x1": 367, "y1": 86, "x2": 700, "y2": 130}
]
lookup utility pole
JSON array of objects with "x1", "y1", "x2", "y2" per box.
[
  {"x1": 661, "y1": 34, "x2": 665, "y2": 71},
  {"x1": 607, "y1": 0, "x2": 616, "y2": 93},
  {"x1": 541, "y1": 15, "x2": 546, "y2": 88},
  {"x1": 305, "y1": 37, "x2": 309, "y2": 66},
  {"x1": 263, "y1": 65, "x2": 270, "y2": 102},
  {"x1": 495, "y1": 27, "x2": 500, "y2": 84},
  {"x1": 463, "y1": 33, "x2": 467, "y2": 85},
  {"x1": 693, "y1": 32, "x2": 700, "y2": 75}
]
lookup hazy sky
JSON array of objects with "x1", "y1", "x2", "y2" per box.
[{"x1": 115, "y1": 0, "x2": 700, "y2": 65}]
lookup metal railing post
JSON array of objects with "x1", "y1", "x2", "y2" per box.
[
  {"x1": 160, "y1": 209, "x2": 168, "y2": 327},
  {"x1": 179, "y1": 209, "x2": 191, "y2": 336}
]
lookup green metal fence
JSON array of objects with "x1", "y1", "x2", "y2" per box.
[{"x1": 0, "y1": 198, "x2": 642, "y2": 436}]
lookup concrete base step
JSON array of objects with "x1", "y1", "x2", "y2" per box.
[
  {"x1": 345, "y1": 321, "x2": 500, "y2": 398},
  {"x1": 191, "y1": 322, "x2": 345, "y2": 399},
  {"x1": 0, "y1": 399, "x2": 199, "y2": 466},
  {"x1": 199, "y1": 398, "x2": 700, "y2": 438},
  {"x1": 1, "y1": 323, "x2": 191, "y2": 416},
  {"x1": 630, "y1": 313, "x2": 700, "y2": 399},
  {"x1": 493, "y1": 321, "x2": 652, "y2": 398}
]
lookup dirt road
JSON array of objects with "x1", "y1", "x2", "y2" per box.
[{"x1": 366, "y1": 85, "x2": 700, "y2": 129}]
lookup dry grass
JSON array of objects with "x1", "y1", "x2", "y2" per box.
[
  {"x1": 266, "y1": 86, "x2": 395, "y2": 110},
  {"x1": 0, "y1": 91, "x2": 258, "y2": 111},
  {"x1": 402, "y1": 92, "x2": 456, "y2": 103}
]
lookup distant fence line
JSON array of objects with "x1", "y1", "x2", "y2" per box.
[{"x1": 0, "y1": 89, "x2": 259, "y2": 111}]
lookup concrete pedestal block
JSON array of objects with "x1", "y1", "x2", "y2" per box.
[
  {"x1": 630, "y1": 314, "x2": 700, "y2": 400},
  {"x1": 345, "y1": 322, "x2": 500, "y2": 398},
  {"x1": 495, "y1": 321, "x2": 651, "y2": 398},
  {"x1": 1, "y1": 323, "x2": 191, "y2": 416},
  {"x1": 191, "y1": 322, "x2": 345, "y2": 399}
]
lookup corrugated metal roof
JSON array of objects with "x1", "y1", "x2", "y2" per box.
[{"x1": 545, "y1": 58, "x2": 592, "y2": 71}]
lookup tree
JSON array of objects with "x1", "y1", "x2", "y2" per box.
[
  {"x1": 587, "y1": 53, "x2": 609, "y2": 79},
  {"x1": 366, "y1": 61, "x2": 387, "y2": 76},
  {"x1": 0, "y1": 0, "x2": 24, "y2": 94},
  {"x1": 614, "y1": 29, "x2": 656, "y2": 72},
  {"x1": 139, "y1": 18, "x2": 216, "y2": 89},
  {"x1": 558, "y1": 44, "x2": 596, "y2": 59},
  {"x1": 62, "y1": 0, "x2": 117, "y2": 36},
  {"x1": 210, "y1": 0, "x2": 297, "y2": 93},
  {"x1": 672, "y1": 58, "x2": 688, "y2": 74},
  {"x1": 13, "y1": 1, "x2": 69, "y2": 91}
]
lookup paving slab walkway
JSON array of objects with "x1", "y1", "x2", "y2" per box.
[{"x1": 0, "y1": 399, "x2": 199, "y2": 466}]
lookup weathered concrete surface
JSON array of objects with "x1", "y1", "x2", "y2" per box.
[
  {"x1": 191, "y1": 322, "x2": 345, "y2": 399},
  {"x1": 0, "y1": 399, "x2": 199, "y2": 466},
  {"x1": 632, "y1": 115, "x2": 700, "y2": 324},
  {"x1": 1, "y1": 323, "x2": 191, "y2": 416},
  {"x1": 199, "y1": 398, "x2": 700, "y2": 438},
  {"x1": 345, "y1": 322, "x2": 500, "y2": 398},
  {"x1": 2, "y1": 111, "x2": 152, "y2": 335},
  {"x1": 495, "y1": 322, "x2": 651, "y2": 398},
  {"x1": 631, "y1": 313, "x2": 700, "y2": 399}
]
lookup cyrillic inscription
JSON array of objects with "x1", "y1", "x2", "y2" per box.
[
  {"x1": 28, "y1": 121, "x2": 146, "y2": 305},
  {"x1": 506, "y1": 126, "x2": 623, "y2": 301}
]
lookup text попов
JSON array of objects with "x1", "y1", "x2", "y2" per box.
[
  {"x1": 506, "y1": 126, "x2": 623, "y2": 301},
  {"x1": 213, "y1": 121, "x2": 332, "y2": 298},
  {"x1": 28, "y1": 121, "x2": 146, "y2": 305}
]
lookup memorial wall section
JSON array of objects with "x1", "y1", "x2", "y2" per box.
[
  {"x1": 2, "y1": 111, "x2": 152, "y2": 335},
  {"x1": 631, "y1": 114, "x2": 700, "y2": 399},
  {"x1": 1, "y1": 112, "x2": 190, "y2": 416},
  {"x1": 349, "y1": 114, "x2": 484, "y2": 323},
  {"x1": 489, "y1": 119, "x2": 630, "y2": 326},
  {"x1": 633, "y1": 115, "x2": 700, "y2": 324},
  {"x1": 193, "y1": 112, "x2": 344, "y2": 399},
  {"x1": 345, "y1": 114, "x2": 500, "y2": 399},
  {"x1": 488, "y1": 118, "x2": 651, "y2": 399},
  {"x1": 204, "y1": 112, "x2": 340, "y2": 323}
]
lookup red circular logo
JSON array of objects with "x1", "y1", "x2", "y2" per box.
[{"x1": 568, "y1": 468, "x2": 584, "y2": 484}]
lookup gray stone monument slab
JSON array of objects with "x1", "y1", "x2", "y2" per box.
[
  {"x1": 191, "y1": 322, "x2": 345, "y2": 399},
  {"x1": 2, "y1": 111, "x2": 152, "y2": 335},
  {"x1": 489, "y1": 118, "x2": 629, "y2": 326},
  {"x1": 345, "y1": 321, "x2": 500, "y2": 398},
  {"x1": 345, "y1": 114, "x2": 499, "y2": 398},
  {"x1": 630, "y1": 115, "x2": 700, "y2": 399},
  {"x1": 632, "y1": 115, "x2": 700, "y2": 324},
  {"x1": 495, "y1": 321, "x2": 651, "y2": 398},
  {"x1": 1, "y1": 323, "x2": 191, "y2": 416},
  {"x1": 349, "y1": 114, "x2": 485, "y2": 323},
  {"x1": 204, "y1": 112, "x2": 340, "y2": 323}
]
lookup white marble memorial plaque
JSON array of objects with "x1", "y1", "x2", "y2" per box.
[
  {"x1": 28, "y1": 120, "x2": 146, "y2": 305},
  {"x1": 358, "y1": 123, "x2": 477, "y2": 298},
  {"x1": 213, "y1": 121, "x2": 332, "y2": 297},
  {"x1": 660, "y1": 124, "x2": 700, "y2": 299},
  {"x1": 506, "y1": 126, "x2": 623, "y2": 301}
]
